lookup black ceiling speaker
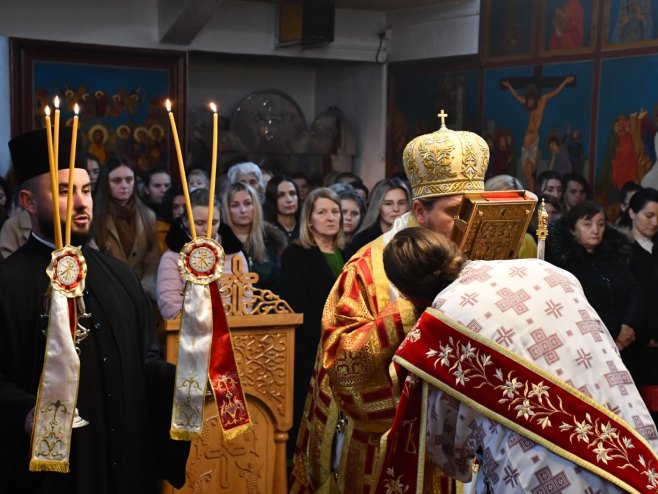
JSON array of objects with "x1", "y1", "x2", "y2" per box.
[{"x1": 278, "y1": 1, "x2": 335, "y2": 46}]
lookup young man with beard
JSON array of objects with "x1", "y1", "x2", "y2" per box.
[{"x1": 0, "y1": 128, "x2": 189, "y2": 493}]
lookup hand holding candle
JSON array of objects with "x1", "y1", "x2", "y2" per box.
[
  {"x1": 65, "y1": 104, "x2": 80, "y2": 246},
  {"x1": 166, "y1": 99, "x2": 196, "y2": 239}
]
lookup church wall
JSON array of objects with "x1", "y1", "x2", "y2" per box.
[{"x1": 0, "y1": 0, "x2": 481, "y2": 183}]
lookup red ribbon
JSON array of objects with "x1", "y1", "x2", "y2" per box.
[{"x1": 208, "y1": 282, "x2": 251, "y2": 434}]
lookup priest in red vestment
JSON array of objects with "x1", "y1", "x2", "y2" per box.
[{"x1": 289, "y1": 116, "x2": 490, "y2": 493}]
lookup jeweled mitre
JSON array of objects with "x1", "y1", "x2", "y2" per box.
[{"x1": 403, "y1": 122, "x2": 489, "y2": 200}]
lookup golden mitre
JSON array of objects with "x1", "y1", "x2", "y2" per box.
[{"x1": 403, "y1": 111, "x2": 489, "y2": 200}]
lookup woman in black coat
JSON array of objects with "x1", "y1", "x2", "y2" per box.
[
  {"x1": 546, "y1": 201, "x2": 645, "y2": 378},
  {"x1": 627, "y1": 187, "x2": 658, "y2": 423},
  {"x1": 279, "y1": 187, "x2": 345, "y2": 460}
]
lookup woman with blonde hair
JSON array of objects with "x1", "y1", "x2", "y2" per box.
[
  {"x1": 156, "y1": 188, "x2": 247, "y2": 320},
  {"x1": 279, "y1": 187, "x2": 344, "y2": 459},
  {"x1": 348, "y1": 177, "x2": 410, "y2": 256},
  {"x1": 222, "y1": 182, "x2": 286, "y2": 291}
]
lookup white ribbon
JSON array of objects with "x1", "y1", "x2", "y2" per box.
[
  {"x1": 30, "y1": 289, "x2": 80, "y2": 472},
  {"x1": 170, "y1": 282, "x2": 213, "y2": 440}
]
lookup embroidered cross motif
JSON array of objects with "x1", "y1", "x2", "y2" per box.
[
  {"x1": 460, "y1": 292, "x2": 479, "y2": 307},
  {"x1": 604, "y1": 361, "x2": 632, "y2": 396},
  {"x1": 459, "y1": 264, "x2": 493, "y2": 284},
  {"x1": 544, "y1": 300, "x2": 563, "y2": 318},
  {"x1": 508, "y1": 431, "x2": 536, "y2": 452},
  {"x1": 575, "y1": 310, "x2": 603, "y2": 341},
  {"x1": 531, "y1": 466, "x2": 570, "y2": 494},
  {"x1": 528, "y1": 328, "x2": 563, "y2": 365},
  {"x1": 632, "y1": 415, "x2": 658, "y2": 440},
  {"x1": 494, "y1": 326, "x2": 515, "y2": 347},
  {"x1": 495, "y1": 288, "x2": 530, "y2": 314},
  {"x1": 543, "y1": 269, "x2": 575, "y2": 292},
  {"x1": 574, "y1": 348, "x2": 593, "y2": 368},
  {"x1": 508, "y1": 266, "x2": 527, "y2": 278},
  {"x1": 503, "y1": 465, "x2": 521, "y2": 487}
]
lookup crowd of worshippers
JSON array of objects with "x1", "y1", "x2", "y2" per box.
[{"x1": 1, "y1": 152, "x2": 658, "y2": 441}]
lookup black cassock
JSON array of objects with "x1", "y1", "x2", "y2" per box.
[{"x1": 0, "y1": 235, "x2": 189, "y2": 493}]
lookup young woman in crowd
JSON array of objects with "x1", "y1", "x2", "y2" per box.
[
  {"x1": 338, "y1": 187, "x2": 365, "y2": 246},
  {"x1": 155, "y1": 186, "x2": 186, "y2": 252},
  {"x1": 93, "y1": 157, "x2": 160, "y2": 299},
  {"x1": 264, "y1": 175, "x2": 300, "y2": 241},
  {"x1": 156, "y1": 188, "x2": 246, "y2": 320},
  {"x1": 279, "y1": 187, "x2": 344, "y2": 459},
  {"x1": 627, "y1": 187, "x2": 658, "y2": 423},
  {"x1": 546, "y1": 201, "x2": 643, "y2": 376},
  {"x1": 348, "y1": 177, "x2": 410, "y2": 255},
  {"x1": 222, "y1": 182, "x2": 286, "y2": 291}
]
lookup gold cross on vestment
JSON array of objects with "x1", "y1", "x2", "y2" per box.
[{"x1": 437, "y1": 109, "x2": 448, "y2": 127}]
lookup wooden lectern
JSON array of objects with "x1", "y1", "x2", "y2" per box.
[{"x1": 162, "y1": 257, "x2": 303, "y2": 494}]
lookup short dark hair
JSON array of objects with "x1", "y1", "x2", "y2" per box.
[
  {"x1": 383, "y1": 227, "x2": 466, "y2": 303},
  {"x1": 563, "y1": 200, "x2": 604, "y2": 232},
  {"x1": 620, "y1": 181, "x2": 642, "y2": 205},
  {"x1": 629, "y1": 187, "x2": 658, "y2": 214},
  {"x1": 563, "y1": 172, "x2": 590, "y2": 197},
  {"x1": 144, "y1": 167, "x2": 170, "y2": 186},
  {"x1": 537, "y1": 170, "x2": 563, "y2": 191}
]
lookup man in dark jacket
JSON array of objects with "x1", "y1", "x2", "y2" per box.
[{"x1": 0, "y1": 128, "x2": 189, "y2": 493}]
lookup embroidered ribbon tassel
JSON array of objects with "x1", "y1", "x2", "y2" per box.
[
  {"x1": 171, "y1": 281, "x2": 251, "y2": 439},
  {"x1": 171, "y1": 237, "x2": 251, "y2": 440},
  {"x1": 29, "y1": 290, "x2": 80, "y2": 472}
]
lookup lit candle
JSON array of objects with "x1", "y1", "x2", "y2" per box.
[
  {"x1": 53, "y1": 96, "x2": 60, "y2": 173},
  {"x1": 44, "y1": 106, "x2": 63, "y2": 249},
  {"x1": 207, "y1": 102, "x2": 218, "y2": 238},
  {"x1": 166, "y1": 99, "x2": 196, "y2": 239},
  {"x1": 65, "y1": 104, "x2": 79, "y2": 246}
]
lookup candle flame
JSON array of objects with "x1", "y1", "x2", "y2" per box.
[
  {"x1": 74, "y1": 103, "x2": 80, "y2": 115},
  {"x1": 45, "y1": 105, "x2": 51, "y2": 116},
  {"x1": 54, "y1": 96, "x2": 60, "y2": 109},
  {"x1": 165, "y1": 99, "x2": 172, "y2": 112},
  {"x1": 210, "y1": 102, "x2": 217, "y2": 113}
]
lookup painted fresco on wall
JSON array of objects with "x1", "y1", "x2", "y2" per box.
[
  {"x1": 596, "y1": 54, "x2": 658, "y2": 210},
  {"x1": 387, "y1": 67, "x2": 480, "y2": 176},
  {"x1": 481, "y1": 0, "x2": 538, "y2": 62},
  {"x1": 603, "y1": 0, "x2": 658, "y2": 49},
  {"x1": 33, "y1": 62, "x2": 171, "y2": 175},
  {"x1": 539, "y1": 0, "x2": 599, "y2": 56},
  {"x1": 482, "y1": 62, "x2": 593, "y2": 191},
  {"x1": 11, "y1": 39, "x2": 185, "y2": 179}
]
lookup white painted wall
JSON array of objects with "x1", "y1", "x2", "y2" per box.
[
  {"x1": 0, "y1": 0, "x2": 480, "y2": 183},
  {"x1": 387, "y1": 0, "x2": 480, "y2": 62}
]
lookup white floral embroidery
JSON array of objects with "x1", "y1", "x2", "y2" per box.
[{"x1": 423, "y1": 334, "x2": 658, "y2": 488}]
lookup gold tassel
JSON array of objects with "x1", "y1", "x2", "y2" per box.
[
  {"x1": 29, "y1": 459, "x2": 70, "y2": 473},
  {"x1": 169, "y1": 429, "x2": 202, "y2": 441},
  {"x1": 220, "y1": 422, "x2": 253, "y2": 441}
]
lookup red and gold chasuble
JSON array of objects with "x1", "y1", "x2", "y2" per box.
[{"x1": 290, "y1": 214, "x2": 456, "y2": 494}]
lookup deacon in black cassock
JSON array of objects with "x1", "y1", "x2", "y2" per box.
[{"x1": 0, "y1": 128, "x2": 189, "y2": 493}]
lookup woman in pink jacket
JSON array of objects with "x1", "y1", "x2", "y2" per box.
[{"x1": 156, "y1": 188, "x2": 247, "y2": 320}]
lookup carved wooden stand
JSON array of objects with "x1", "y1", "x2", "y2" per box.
[{"x1": 162, "y1": 257, "x2": 303, "y2": 494}]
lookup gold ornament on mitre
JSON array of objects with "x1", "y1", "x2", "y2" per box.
[{"x1": 403, "y1": 110, "x2": 489, "y2": 200}]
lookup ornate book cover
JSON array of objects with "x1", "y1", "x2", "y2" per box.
[{"x1": 451, "y1": 190, "x2": 537, "y2": 260}]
